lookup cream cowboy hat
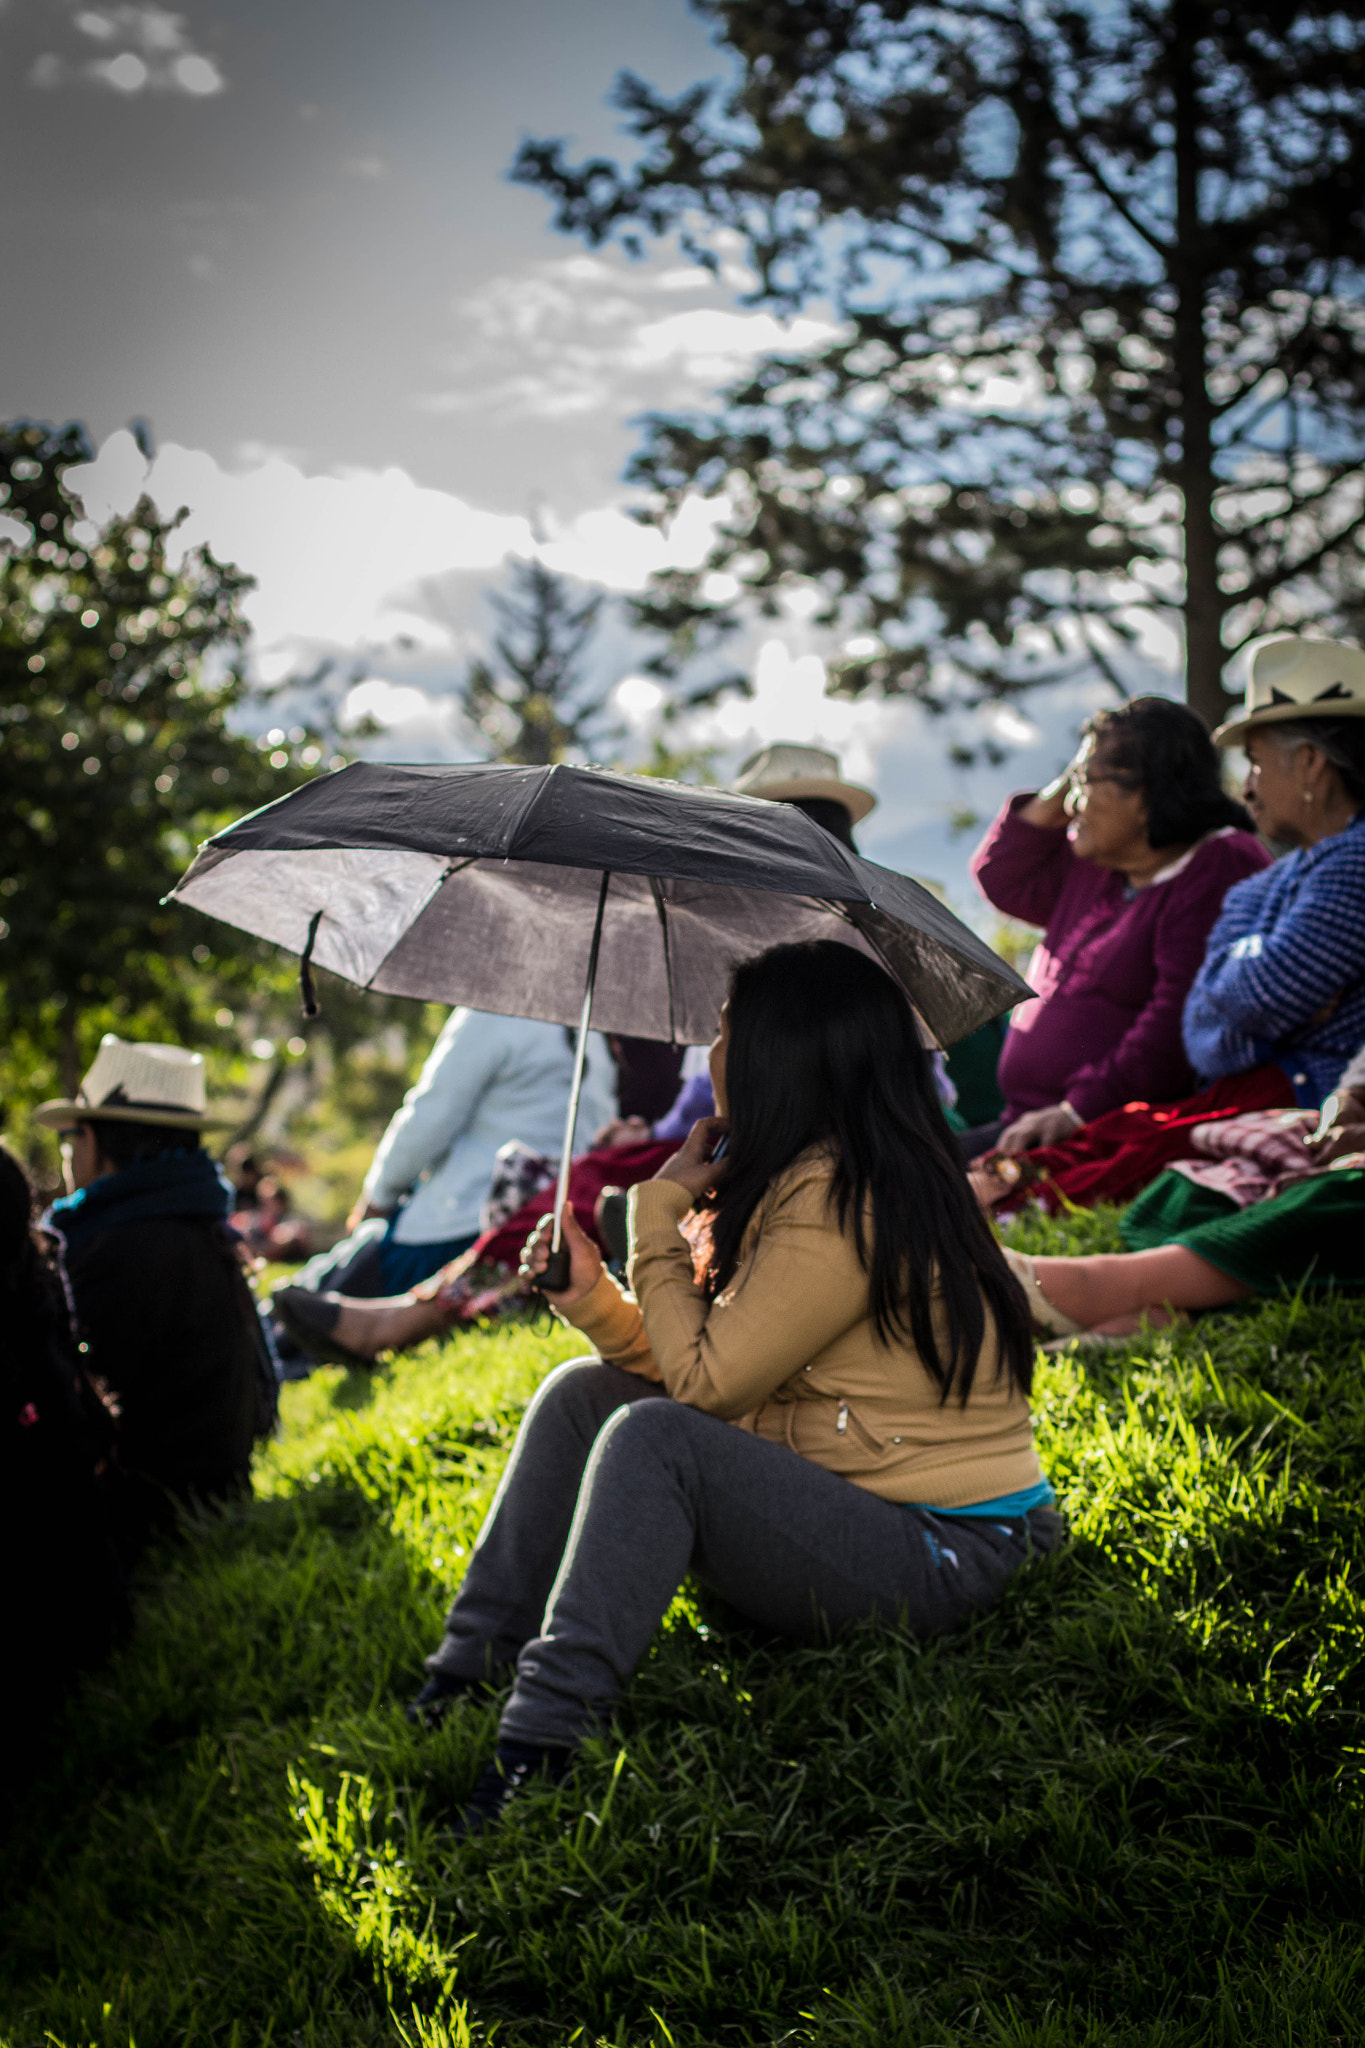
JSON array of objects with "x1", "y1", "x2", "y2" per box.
[
  {"x1": 35, "y1": 1034, "x2": 229, "y2": 1132},
  {"x1": 1213, "y1": 636, "x2": 1365, "y2": 747},
  {"x1": 731, "y1": 742, "x2": 877, "y2": 823}
]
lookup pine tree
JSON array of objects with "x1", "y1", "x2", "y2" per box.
[
  {"x1": 461, "y1": 556, "x2": 611, "y2": 764},
  {"x1": 515, "y1": 0, "x2": 1365, "y2": 733}
]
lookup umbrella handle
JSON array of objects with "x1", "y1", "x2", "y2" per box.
[
  {"x1": 542, "y1": 870, "x2": 611, "y2": 1293},
  {"x1": 541, "y1": 1243, "x2": 572, "y2": 1292}
]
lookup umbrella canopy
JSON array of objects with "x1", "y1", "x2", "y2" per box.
[{"x1": 172, "y1": 760, "x2": 1030, "y2": 1046}]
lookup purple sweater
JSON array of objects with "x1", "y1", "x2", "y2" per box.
[{"x1": 971, "y1": 795, "x2": 1271, "y2": 1121}]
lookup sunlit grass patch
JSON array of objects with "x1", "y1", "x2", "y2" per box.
[{"x1": 3, "y1": 1231, "x2": 1364, "y2": 2046}]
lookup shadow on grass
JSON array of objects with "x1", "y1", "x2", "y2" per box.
[
  {"x1": 0, "y1": 1475, "x2": 464, "y2": 2048},
  {"x1": 330, "y1": 1363, "x2": 384, "y2": 1411}
]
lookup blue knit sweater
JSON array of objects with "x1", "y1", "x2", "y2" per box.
[{"x1": 1182, "y1": 810, "x2": 1365, "y2": 1106}]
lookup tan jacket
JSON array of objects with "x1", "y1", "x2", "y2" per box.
[{"x1": 562, "y1": 1151, "x2": 1043, "y2": 1508}]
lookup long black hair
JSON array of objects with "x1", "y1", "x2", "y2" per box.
[
  {"x1": 1084, "y1": 697, "x2": 1252, "y2": 848},
  {"x1": 700, "y1": 941, "x2": 1034, "y2": 1402}
]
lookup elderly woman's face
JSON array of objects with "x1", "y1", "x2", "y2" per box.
[
  {"x1": 1064, "y1": 738, "x2": 1152, "y2": 870},
  {"x1": 1242, "y1": 729, "x2": 1314, "y2": 845}
]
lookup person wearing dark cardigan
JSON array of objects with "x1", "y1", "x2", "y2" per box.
[
  {"x1": 968, "y1": 697, "x2": 1269, "y2": 1159},
  {"x1": 36, "y1": 1036, "x2": 271, "y2": 1559}
]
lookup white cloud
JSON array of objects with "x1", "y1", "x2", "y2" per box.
[
  {"x1": 172, "y1": 52, "x2": 223, "y2": 95},
  {"x1": 95, "y1": 51, "x2": 148, "y2": 90},
  {"x1": 419, "y1": 252, "x2": 843, "y2": 425},
  {"x1": 654, "y1": 266, "x2": 714, "y2": 293},
  {"x1": 613, "y1": 674, "x2": 667, "y2": 733},
  {"x1": 64, "y1": 432, "x2": 729, "y2": 658},
  {"x1": 631, "y1": 308, "x2": 842, "y2": 370},
  {"x1": 988, "y1": 705, "x2": 1042, "y2": 748},
  {"x1": 32, "y1": 5, "x2": 226, "y2": 96},
  {"x1": 340, "y1": 678, "x2": 472, "y2": 761},
  {"x1": 539, "y1": 495, "x2": 728, "y2": 592},
  {"x1": 67, "y1": 433, "x2": 531, "y2": 647}
]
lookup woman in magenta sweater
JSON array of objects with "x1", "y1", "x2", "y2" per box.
[{"x1": 966, "y1": 698, "x2": 1269, "y2": 1160}]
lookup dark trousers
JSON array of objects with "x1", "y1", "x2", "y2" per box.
[{"x1": 426, "y1": 1358, "x2": 1062, "y2": 1748}]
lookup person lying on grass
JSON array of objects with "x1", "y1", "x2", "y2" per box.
[
  {"x1": 1007, "y1": 1045, "x2": 1365, "y2": 1344},
  {"x1": 404, "y1": 940, "x2": 1064, "y2": 1838}
]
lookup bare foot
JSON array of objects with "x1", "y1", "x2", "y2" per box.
[{"x1": 332, "y1": 1293, "x2": 449, "y2": 1360}]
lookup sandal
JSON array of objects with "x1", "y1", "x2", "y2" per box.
[{"x1": 1002, "y1": 1249, "x2": 1086, "y2": 1339}]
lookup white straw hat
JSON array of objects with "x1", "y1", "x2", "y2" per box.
[
  {"x1": 731, "y1": 742, "x2": 877, "y2": 822},
  {"x1": 35, "y1": 1034, "x2": 228, "y2": 1131},
  {"x1": 1212, "y1": 636, "x2": 1365, "y2": 746}
]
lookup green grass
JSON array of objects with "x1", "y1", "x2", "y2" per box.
[{"x1": 3, "y1": 1210, "x2": 1364, "y2": 2047}]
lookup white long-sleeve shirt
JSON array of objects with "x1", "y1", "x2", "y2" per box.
[{"x1": 361, "y1": 1009, "x2": 616, "y2": 1245}]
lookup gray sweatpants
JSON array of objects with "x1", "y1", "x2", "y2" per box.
[{"x1": 426, "y1": 1358, "x2": 1063, "y2": 1749}]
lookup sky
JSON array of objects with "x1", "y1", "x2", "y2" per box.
[{"x1": 2, "y1": 0, "x2": 1145, "y2": 915}]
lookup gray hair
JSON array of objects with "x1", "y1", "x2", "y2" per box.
[{"x1": 1265, "y1": 718, "x2": 1365, "y2": 802}]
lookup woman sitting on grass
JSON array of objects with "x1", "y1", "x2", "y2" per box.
[
  {"x1": 1008, "y1": 1043, "x2": 1365, "y2": 1343},
  {"x1": 405, "y1": 941, "x2": 1062, "y2": 1837},
  {"x1": 972, "y1": 637, "x2": 1365, "y2": 1219}
]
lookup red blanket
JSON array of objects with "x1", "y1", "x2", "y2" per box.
[
  {"x1": 468, "y1": 1140, "x2": 676, "y2": 1272},
  {"x1": 993, "y1": 1064, "x2": 1297, "y2": 1214}
]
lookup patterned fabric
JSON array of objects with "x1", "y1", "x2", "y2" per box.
[
  {"x1": 479, "y1": 1141, "x2": 556, "y2": 1233},
  {"x1": 1182, "y1": 809, "x2": 1365, "y2": 1106},
  {"x1": 981, "y1": 1063, "x2": 1296, "y2": 1215},
  {"x1": 1170, "y1": 1105, "x2": 1365, "y2": 1207}
]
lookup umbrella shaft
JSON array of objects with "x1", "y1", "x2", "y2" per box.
[{"x1": 550, "y1": 870, "x2": 612, "y2": 1258}]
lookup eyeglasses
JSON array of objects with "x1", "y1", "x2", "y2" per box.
[{"x1": 1069, "y1": 769, "x2": 1140, "y2": 795}]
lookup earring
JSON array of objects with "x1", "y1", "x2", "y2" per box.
[{"x1": 1303, "y1": 788, "x2": 1314, "y2": 804}]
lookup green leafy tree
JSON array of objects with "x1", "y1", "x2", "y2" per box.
[
  {"x1": 0, "y1": 417, "x2": 335, "y2": 1122},
  {"x1": 461, "y1": 555, "x2": 615, "y2": 764},
  {"x1": 516, "y1": 0, "x2": 1365, "y2": 734}
]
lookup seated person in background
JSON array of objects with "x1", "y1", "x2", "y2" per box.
[
  {"x1": 294, "y1": 1007, "x2": 616, "y2": 1303},
  {"x1": 405, "y1": 940, "x2": 1060, "y2": 1836},
  {"x1": 229, "y1": 1154, "x2": 312, "y2": 1262},
  {"x1": 606, "y1": 1035, "x2": 685, "y2": 1125},
  {"x1": 599, "y1": 744, "x2": 878, "y2": 1154},
  {"x1": 2, "y1": 1144, "x2": 126, "y2": 1727},
  {"x1": 967, "y1": 696, "x2": 1268, "y2": 1160},
  {"x1": 597, "y1": 1043, "x2": 715, "y2": 1151},
  {"x1": 973, "y1": 640, "x2": 1365, "y2": 1216},
  {"x1": 1004, "y1": 1041, "x2": 1365, "y2": 1343},
  {"x1": 36, "y1": 1036, "x2": 270, "y2": 1559}
]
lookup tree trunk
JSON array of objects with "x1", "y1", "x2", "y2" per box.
[
  {"x1": 61, "y1": 1005, "x2": 80, "y2": 1100},
  {"x1": 1171, "y1": 0, "x2": 1228, "y2": 732}
]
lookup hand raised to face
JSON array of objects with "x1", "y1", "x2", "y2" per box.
[{"x1": 652, "y1": 1115, "x2": 731, "y2": 1203}]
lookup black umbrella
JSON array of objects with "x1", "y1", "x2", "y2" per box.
[{"x1": 173, "y1": 760, "x2": 1029, "y2": 1280}]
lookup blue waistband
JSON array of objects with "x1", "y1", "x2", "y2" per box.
[{"x1": 907, "y1": 1479, "x2": 1056, "y2": 1519}]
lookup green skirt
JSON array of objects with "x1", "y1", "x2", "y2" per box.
[{"x1": 1120, "y1": 1168, "x2": 1365, "y2": 1292}]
